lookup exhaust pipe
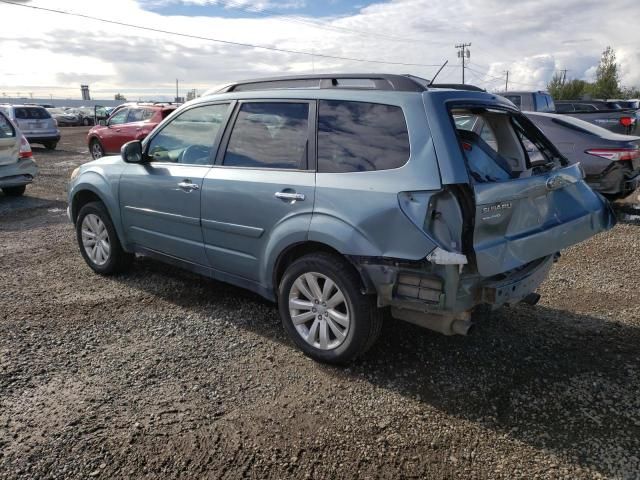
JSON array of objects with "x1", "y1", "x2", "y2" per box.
[{"x1": 451, "y1": 319, "x2": 473, "y2": 336}]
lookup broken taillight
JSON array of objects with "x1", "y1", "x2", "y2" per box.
[
  {"x1": 620, "y1": 117, "x2": 635, "y2": 128},
  {"x1": 19, "y1": 135, "x2": 32, "y2": 159},
  {"x1": 585, "y1": 147, "x2": 640, "y2": 161}
]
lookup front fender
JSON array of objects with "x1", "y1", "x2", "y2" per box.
[{"x1": 68, "y1": 172, "x2": 128, "y2": 250}]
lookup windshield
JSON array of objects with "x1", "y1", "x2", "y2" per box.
[{"x1": 534, "y1": 93, "x2": 555, "y2": 113}]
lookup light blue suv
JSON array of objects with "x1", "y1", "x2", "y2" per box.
[{"x1": 67, "y1": 74, "x2": 615, "y2": 364}]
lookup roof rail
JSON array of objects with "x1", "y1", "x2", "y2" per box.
[
  {"x1": 429, "y1": 83, "x2": 486, "y2": 92},
  {"x1": 214, "y1": 74, "x2": 430, "y2": 94}
]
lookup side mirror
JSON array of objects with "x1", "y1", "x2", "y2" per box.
[{"x1": 121, "y1": 140, "x2": 144, "y2": 163}]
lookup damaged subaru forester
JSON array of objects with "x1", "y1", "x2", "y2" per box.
[{"x1": 67, "y1": 74, "x2": 615, "y2": 364}]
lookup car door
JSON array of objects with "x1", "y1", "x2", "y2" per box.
[
  {"x1": 101, "y1": 108, "x2": 129, "y2": 154},
  {"x1": 201, "y1": 100, "x2": 316, "y2": 283},
  {"x1": 119, "y1": 102, "x2": 233, "y2": 266}
]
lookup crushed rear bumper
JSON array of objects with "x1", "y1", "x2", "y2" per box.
[{"x1": 0, "y1": 158, "x2": 38, "y2": 188}]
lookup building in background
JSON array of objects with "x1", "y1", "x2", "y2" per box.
[{"x1": 81, "y1": 85, "x2": 91, "y2": 101}]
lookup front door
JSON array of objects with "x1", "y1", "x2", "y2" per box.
[
  {"x1": 201, "y1": 100, "x2": 316, "y2": 283},
  {"x1": 119, "y1": 102, "x2": 232, "y2": 266},
  {"x1": 101, "y1": 108, "x2": 130, "y2": 154}
]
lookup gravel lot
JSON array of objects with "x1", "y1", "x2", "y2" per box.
[{"x1": 1, "y1": 127, "x2": 639, "y2": 479}]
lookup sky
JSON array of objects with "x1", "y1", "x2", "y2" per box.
[{"x1": 0, "y1": 0, "x2": 639, "y2": 101}]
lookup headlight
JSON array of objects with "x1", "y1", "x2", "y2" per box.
[{"x1": 70, "y1": 167, "x2": 80, "y2": 181}]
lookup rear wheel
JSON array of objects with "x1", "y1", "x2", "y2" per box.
[
  {"x1": 90, "y1": 139, "x2": 104, "y2": 159},
  {"x1": 76, "y1": 201, "x2": 133, "y2": 275},
  {"x1": 278, "y1": 252, "x2": 383, "y2": 364},
  {"x1": 2, "y1": 185, "x2": 26, "y2": 196},
  {"x1": 44, "y1": 141, "x2": 57, "y2": 150}
]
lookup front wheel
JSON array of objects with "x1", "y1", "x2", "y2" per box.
[
  {"x1": 2, "y1": 185, "x2": 26, "y2": 196},
  {"x1": 89, "y1": 139, "x2": 104, "y2": 159},
  {"x1": 76, "y1": 201, "x2": 133, "y2": 275},
  {"x1": 278, "y1": 253, "x2": 383, "y2": 364}
]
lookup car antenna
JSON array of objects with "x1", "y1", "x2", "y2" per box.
[{"x1": 428, "y1": 60, "x2": 449, "y2": 87}]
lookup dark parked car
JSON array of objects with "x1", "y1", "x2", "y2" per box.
[
  {"x1": 69, "y1": 74, "x2": 615, "y2": 364},
  {"x1": 525, "y1": 112, "x2": 640, "y2": 198},
  {"x1": 499, "y1": 91, "x2": 638, "y2": 135}
]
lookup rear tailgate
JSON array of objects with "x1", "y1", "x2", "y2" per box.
[
  {"x1": 423, "y1": 90, "x2": 615, "y2": 278},
  {"x1": 564, "y1": 110, "x2": 637, "y2": 135}
]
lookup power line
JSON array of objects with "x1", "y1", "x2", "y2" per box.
[
  {"x1": 0, "y1": 0, "x2": 449, "y2": 68},
  {"x1": 465, "y1": 66, "x2": 543, "y2": 88}
]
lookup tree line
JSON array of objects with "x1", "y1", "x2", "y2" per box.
[{"x1": 547, "y1": 47, "x2": 639, "y2": 100}]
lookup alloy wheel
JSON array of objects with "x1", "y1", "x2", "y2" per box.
[
  {"x1": 288, "y1": 272, "x2": 350, "y2": 350},
  {"x1": 81, "y1": 213, "x2": 110, "y2": 266}
]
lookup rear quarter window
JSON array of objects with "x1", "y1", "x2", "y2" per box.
[
  {"x1": 317, "y1": 100, "x2": 410, "y2": 173},
  {"x1": 503, "y1": 95, "x2": 522, "y2": 108},
  {"x1": 0, "y1": 113, "x2": 16, "y2": 138}
]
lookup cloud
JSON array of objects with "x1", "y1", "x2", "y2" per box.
[{"x1": 0, "y1": 0, "x2": 638, "y2": 99}]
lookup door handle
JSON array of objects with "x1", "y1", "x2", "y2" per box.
[
  {"x1": 275, "y1": 191, "x2": 305, "y2": 202},
  {"x1": 178, "y1": 180, "x2": 200, "y2": 192}
]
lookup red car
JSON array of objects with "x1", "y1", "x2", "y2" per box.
[{"x1": 87, "y1": 103, "x2": 178, "y2": 159}]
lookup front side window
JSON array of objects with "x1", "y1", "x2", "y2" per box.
[
  {"x1": 223, "y1": 102, "x2": 309, "y2": 169},
  {"x1": 148, "y1": 103, "x2": 229, "y2": 165},
  {"x1": 317, "y1": 100, "x2": 409, "y2": 173},
  {"x1": 108, "y1": 109, "x2": 129, "y2": 125},
  {"x1": 534, "y1": 94, "x2": 554, "y2": 113},
  {"x1": 127, "y1": 108, "x2": 147, "y2": 123},
  {"x1": 0, "y1": 113, "x2": 15, "y2": 138}
]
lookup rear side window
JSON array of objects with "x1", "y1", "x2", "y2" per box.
[
  {"x1": 0, "y1": 113, "x2": 15, "y2": 138},
  {"x1": 503, "y1": 95, "x2": 522, "y2": 108},
  {"x1": 317, "y1": 100, "x2": 409, "y2": 173},
  {"x1": 14, "y1": 107, "x2": 51, "y2": 120},
  {"x1": 127, "y1": 108, "x2": 155, "y2": 122},
  {"x1": 555, "y1": 104, "x2": 574, "y2": 113},
  {"x1": 534, "y1": 94, "x2": 554, "y2": 113},
  {"x1": 223, "y1": 102, "x2": 309, "y2": 169}
]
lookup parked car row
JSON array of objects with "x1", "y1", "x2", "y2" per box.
[
  {"x1": 496, "y1": 91, "x2": 640, "y2": 198},
  {"x1": 46, "y1": 107, "x2": 96, "y2": 127},
  {"x1": 68, "y1": 73, "x2": 615, "y2": 364},
  {"x1": 500, "y1": 91, "x2": 639, "y2": 136}
]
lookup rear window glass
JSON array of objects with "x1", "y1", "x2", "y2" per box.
[
  {"x1": 0, "y1": 113, "x2": 15, "y2": 138},
  {"x1": 317, "y1": 100, "x2": 409, "y2": 173},
  {"x1": 503, "y1": 95, "x2": 522, "y2": 108},
  {"x1": 555, "y1": 103, "x2": 574, "y2": 113},
  {"x1": 534, "y1": 94, "x2": 555, "y2": 113},
  {"x1": 223, "y1": 102, "x2": 309, "y2": 169},
  {"x1": 14, "y1": 107, "x2": 51, "y2": 120},
  {"x1": 453, "y1": 108, "x2": 561, "y2": 183}
]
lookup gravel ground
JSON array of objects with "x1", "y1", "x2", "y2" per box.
[{"x1": 1, "y1": 128, "x2": 639, "y2": 479}]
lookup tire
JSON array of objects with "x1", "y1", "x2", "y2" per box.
[
  {"x1": 2, "y1": 185, "x2": 26, "y2": 196},
  {"x1": 44, "y1": 142, "x2": 57, "y2": 150},
  {"x1": 76, "y1": 201, "x2": 133, "y2": 275},
  {"x1": 89, "y1": 139, "x2": 104, "y2": 159},
  {"x1": 278, "y1": 252, "x2": 383, "y2": 365}
]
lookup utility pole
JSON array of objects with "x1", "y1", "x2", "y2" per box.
[
  {"x1": 175, "y1": 79, "x2": 179, "y2": 103},
  {"x1": 504, "y1": 70, "x2": 509, "y2": 92},
  {"x1": 455, "y1": 43, "x2": 471, "y2": 84},
  {"x1": 559, "y1": 69, "x2": 569, "y2": 85}
]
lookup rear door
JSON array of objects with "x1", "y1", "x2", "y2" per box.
[
  {"x1": 201, "y1": 100, "x2": 315, "y2": 283},
  {"x1": 450, "y1": 104, "x2": 614, "y2": 277}
]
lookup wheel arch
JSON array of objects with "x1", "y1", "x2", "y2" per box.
[{"x1": 271, "y1": 241, "x2": 373, "y2": 300}]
